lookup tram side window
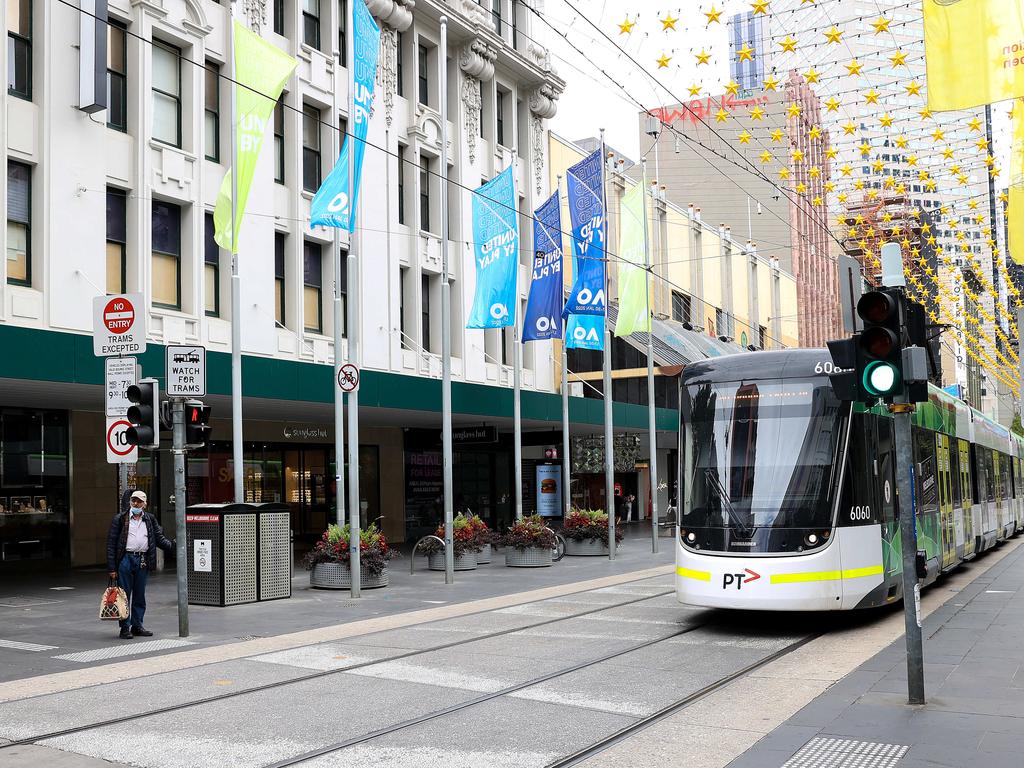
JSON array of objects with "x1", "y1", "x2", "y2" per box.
[
  {"x1": 999, "y1": 453, "x2": 1011, "y2": 501},
  {"x1": 977, "y1": 448, "x2": 995, "y2": 503},
  {"x1": 950, "y1": 439, "x2": 961, "y2": 507},
  {"x1": 959, "y1": 440, "x2": 972, "y2": 507},
  {"x1": 841, "y1": 413, "x2": 875, "y2": 522},
  {"x1": 913, "y1": 428, "x2": 938, "y2": 516}
]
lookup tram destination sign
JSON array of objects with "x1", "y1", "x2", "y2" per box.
[
  {"x1": 92, "y1": 293, "x2": 147, "y2": 356},
  {"x1": 166, "y1": 345, "x2": 207, "y2": 397}
]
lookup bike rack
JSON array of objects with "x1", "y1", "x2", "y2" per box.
[
  {"x1": 546, "y1": 527, "x2": 566, "y2": 562},
  {"x1": 410, "y1": 535, "x2": 445, "y2": 574}
]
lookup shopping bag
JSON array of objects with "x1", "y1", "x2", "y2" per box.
[{"x1": 99, "y1": 578, "x2": 128, "y2": 621}]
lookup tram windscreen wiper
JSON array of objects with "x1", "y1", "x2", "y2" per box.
[{"x1": 703, "y1": 469, "x2": 753, "y2": 536}]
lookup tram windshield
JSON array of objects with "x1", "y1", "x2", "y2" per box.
[{"x1": 682, "y1": 378, "x2": 845, "y2": 536}]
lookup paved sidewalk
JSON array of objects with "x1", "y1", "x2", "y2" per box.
[{"x1": 728, "y1": 539, "x2": 1024, "y2": 768}]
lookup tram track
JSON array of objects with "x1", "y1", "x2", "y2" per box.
[{"x1": 0, "y1": 582, "x2": 677, "y2": 749}]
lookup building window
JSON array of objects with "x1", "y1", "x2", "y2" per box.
[
  {"x1": 151, "y1": 200, "x2": 181, "y2": 309},
  {"x1": 7, "y1": 0, "x2": 31, "y2": 99},
  {"x1": 512, "y1": 0, "x2": 519, "y2": 47},
  {"x1": 396, "y1": 32, "x2": 404, "y2": 96},
  {"x1": 419, "y1": 158, "x2": 431, "y2": 233},
  {"x1": 106, "y1": 188, "x2": 127, "y2": 294},
  {"x1": 399, "y1": 266, "x2": 409, "y2": 348},
  {"x1": 417, "y1": 44, "x2": 429, "y2": 106},
  {"x1": 421, "y1": 273, "x2": 431, "y2": 352},
  {"x1": 204, "y1": 213, "x2": 220, "y2": 317},
  {"x1": 303, "y1": 105, "x2": 321, "y2": 192},
  {"x1": 759, "y1": 325, "x2": 768, "y2": 348},
  {"x1": 303, "y1": 241, "x2": 323, "y2": 333},
  {"x1": 106, "y1": 21, "x2": 127, "y2": 131},
  {"x1": 479, "y1": 80, "x2": 484, "y2": 138},
  {"x1": 397, "y1": 145, "x2": 407, "y2": 225},
  {"x1": 204, "y1": 63, "x2": 220, "y2": 162},
  {"x1": 337, "y1": 0, "x2": 346, "y2": 66},
  {"x1": 7, "y1": 161, "x2": 31, "y2": 286},
  {"x1": 302, "y1": 0, "x2": 320, "y2": 49},
  {"x1": 152, "y1": 41, "x2": 182, "y2": 148},
  {"x1": 274, "y1": 96, "x2": 285, "y2": 183},
  {"x1": 671, "y1": 290, "x2": 690, "y2": 323},
  {"x1": 274, "y1": 0, "x2": 285, "y2": 34},
  {"x1": 491, "y1": 0, "x2": 501, "y2": 33},
  {"x1": 496, "y1": 88, "x2": 507, "y2": 146},
  {"x1": 274, "y1": 233, "x2": 286, "y2": 326}
]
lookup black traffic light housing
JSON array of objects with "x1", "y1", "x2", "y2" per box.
[
  {"x1": 184, "y1": 400, "x2": 212, "y2": 449},
  {"x1": 126, "y1": 378, "x2": 160, "y2": 449},
  {"x1": 856, "y1": 288, "x2": 904, "y2": 403}
]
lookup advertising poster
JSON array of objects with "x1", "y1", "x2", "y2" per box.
[{"x1": 535, "y1": 464, "x2": 562, "y2": 517}]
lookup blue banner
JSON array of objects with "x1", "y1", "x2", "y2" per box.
[
  {"x1": 522, "y1": 193, "x2": 563, "y2": 342},
  {"x1": 566, "y1": 314, "x2": 603, "y2": 350},
  {"x1": 563, "y1": 148, "x2": 606, "y2": 317},
  {"x1": 467, "y1": 166, "x2": 518, "y2": 329},
  {"x1": 309, "y1": 0, "x2": 380, "y2": 231}
]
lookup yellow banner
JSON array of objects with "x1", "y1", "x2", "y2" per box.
[
  {"x1": 1010, "y1": 101, "x2": 1024, "y2": 265},
  {"x1": 924, "y1": 0, "x2": 1024, "y2": 111}
]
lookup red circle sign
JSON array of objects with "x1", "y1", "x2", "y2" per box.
[
  {"x1": 107, "y1": 419, "x2": 134, "y2": 457},
  {"x1": 338, "y1": 363, "x2": 360, "y2": 392},
  {"x1": 103, "y1": 297, "x2": 135, "y2": 335}
]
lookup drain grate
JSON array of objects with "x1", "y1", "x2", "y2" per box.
[
  {"x1": 0, "y1": 596, "x2": 61, "y2": 608},
  {"x1": 235, "y1": 635, "x2": 264, "y2": 641},
  {"x1": 782, "y1": 737, "x2": 909, "y2": 768}
]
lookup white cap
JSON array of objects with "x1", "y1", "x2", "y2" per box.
[{"x1": 130, "y1": 490, "x2": 147, "y2": 503}]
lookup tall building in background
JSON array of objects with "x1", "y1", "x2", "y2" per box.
[
  {"x1": 641, "y1": 71, "x2": 840, "y2": 347},
  {"x1": 728, "y1": 12, "x2": 767, "y2": 91}
]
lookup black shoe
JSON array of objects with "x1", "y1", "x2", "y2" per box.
[
  {"x1": 119, "y1": 628, "x2": 133, "y2": 640},
  {"x1": 131, "y1": 626, "x2": 153, "y2": 637}
]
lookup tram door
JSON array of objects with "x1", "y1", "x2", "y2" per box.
[
  {"x1": 994, "y1": 453, "x2": 1005, "y2": 538},
  {"x1": 959, "y1": 440, "x2": 975, "y2": 558},
  {"x1": 935, "y1": 434, "x2": 955, "y2": 570}
]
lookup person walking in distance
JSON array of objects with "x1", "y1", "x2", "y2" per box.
[{"x1": 106, "y1": 491, "x2": 175, "y2": 640}]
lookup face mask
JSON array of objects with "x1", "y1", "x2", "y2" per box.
[{"x1": 130, "y1": 505, "x2": 144, "y2": 517}]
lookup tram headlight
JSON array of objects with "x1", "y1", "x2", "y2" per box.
[
  {"x1": 681, "y1": 530, "x2": 697, "y2": 545},
  {"x1": 803, "y1": 532, "x2": 823, "y2": 548}
]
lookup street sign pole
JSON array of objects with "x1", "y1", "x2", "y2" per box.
[
  {"x1": 641, "y1": 157, "x2": 658, "y2": 554},
  {"x1": 345, "y1": 0, "x2": 361, "y2": 599},
  {"x1": 439, "y1": 16, "x2": 454, "y2": 585},
  {"x1": 600, "y1": 128, "x2": 615, "y2": 560},
  {"x1": 172, "y1": 398, "x2": 189, "y2": 638}
]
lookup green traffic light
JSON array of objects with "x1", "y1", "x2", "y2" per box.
[{"x1": 863, "y1": 360, "x2": 900, "y2": 396}]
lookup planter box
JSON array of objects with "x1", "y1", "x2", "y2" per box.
[
  {"x1": 428, "y1": 551, "x2": 477, "y2": 571},
  {"x1": 476, "y1": 543, "x2": 492, "y2": 564},
  {"x1": 505, "y1": 546, "x2": 553, "y2": 567},
  {"x1": 564, "y1": 538, "x2": 609, "y2": 557},
  {"x1": 310, "y1": 562, "x2": 389, "y2": 589}
]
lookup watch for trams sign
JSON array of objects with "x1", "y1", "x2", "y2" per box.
[{"x1": 93, "y1": 293, "x2": 147, "y2": 357}]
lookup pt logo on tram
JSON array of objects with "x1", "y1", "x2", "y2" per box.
[{"x1": 722, "y1": 569, "x2": 761, "y2": 590}]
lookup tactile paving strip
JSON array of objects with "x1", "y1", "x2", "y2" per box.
[
  {"x1": 0, "y1": 638, "x2": 58, "y2": 652},
  {"x1": 782, "y1": 737, "x2": 909, "y2": 768},
  {"x1": 53, "y1": 639, "x2": 194, "y2": 663}
]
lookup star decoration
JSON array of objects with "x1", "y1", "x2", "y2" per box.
[
  {"x1": 872, "y1": 159, "x2": 885, "y2": 172},
  {"x1": 931, "y1": 128, "x2": 945, "y2": 141},
  {"x1": 657, "y1": 53, "x2": 672, "y2": 68},
  {"x1": 840, "y1": 164, "x2": 852, "y2": 176},
  {"x1": 687, "y1": 83, "x2": 702, "y2": 97},
  {"x1": 968, "y1": 118, "x2": 983, "y2": 132},
  {"x1": 842, "y1": 121, "x2": 856, "y2": 135},
  {"x1": 737, "y1": 44, "x2": 755, "y2": 62},
  {"x1": 825, "y1": 147, "x2": 837, "y2": 160},
  {"x1": 858, "y1": 141, "x2": 871, "y2": 155},
  {"x1": 824, "y1": 26, "x2": 843, "y2": 44},
  {"x1": 905, "y1": 81, "x2": 922, "y2": 96},
  {"x1": 704, "y1": 6, "x2": 723, "y2": 24},
  {"x1": 778, "y1": 36, "x2": 798, "y2": 53},
  {"x1": 872, "y1": 16, "x2": 890, "y2": 34},
  {"x1": 759, "y1": 150, "x2": 773, "y2": 164},
  {"x1": 763, "y1": 76, "x2": 779, "y2": 91},
  {"x1": 695, "y1": 49, "x2": 711, "y2": 65},
  {"x1": 803, "y1": 67, "x2": 820, "y2": 84},
  {"x1": 778, "y1": 167, "x2": 790, "y2": 179},
  {"x1": 714, "y1": 108, "x2": 728, "y2": 122},
  {"x1": 854, "y1": 179, "x2": 864, "y2": 190},
  {"x1": 738, "y1": 130, "x2": 752, "y2": 144},
  {"x1": 809, "y1": 166, "x2": 821, "y2": 178},
  {"x1": 919, "y1": 107, "x2": 933, "y2": 120},
  {"x1": 618, "y1": 17, "x2": 635, "y2": 34},
  {"x1": 661, "y1": 13, "x2": 678, "y2": 31},
  {"x1": 751, "y1": 0, "x2": 769, "y2": 16},
  {"x1": 809, "y1": 125, "x2": 822, "y2": 139},
  {"x1": 813, "y1": 195, "x2": 823, "y2": 206},
  {"x1": 976, "y1": 137, "x2": 990, "y2": 151},
  {"x1": 725, "y1": 80, "x2": 740, "y2": 96},
  {"x1": 894, "y1": 136, "x2": 908, "y2": 148},
  {"x1": 825, "y1": 181, "x2": 835, "y2": 192},
  {"x1": 750, "y1": 106, "x2": 765, "y2": 121},
  {"x1": 792, "y1": 148, "x2": 804, "y2": 162},
  {"x1": 891, "y1": 51, "x2": 907, "y2": 66},
  {"x1": 879, "y1": 114, "x2": 894, "y2": 127},
  {"x1": 770, "y1": 129, "x2": 784, "y2": 143},
  {"x1": 864, "y1": 89, "x2": 880, "y2": 105},
  {"x1": 942, "y1": 146, "x2": 954, "y2": 159},
  {"x1": 786, "y1": 102, "x2": 802, "y2": 117},
  {"x1": 1000, "y1": 192, "x2": 1010, "y2": 204},
  {"x1": 846, "y1": 60, "x2": 863, "y2": 76},
  {"x1": 825, "y1": 97, "x2": 840, "y2": 112}
]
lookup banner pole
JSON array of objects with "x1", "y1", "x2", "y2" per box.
[
  {"x1": 600, "y1": 128, "x2": 615, "y2": 560},
  {"x1": 641, "y1": 158, "x2": 658, "y2": 554},
  {"x1": 512, "y1": 151, "x2": 523, "y2": 522},
  {"x1": 345, "y1": 0, "x2": 361, "y2": 598},
  {"x1": 229, "y1": 6, "x2": 244, "y2": 504},
  {"x1": 557, "y1": 174, "x2": 570, "y2": 518},
  {"x1": 332, "y1": 17, "x2": 345, "y2": 534},
  {"x1": 440, "y1": 16, "x2": 454, "y2": 584}
]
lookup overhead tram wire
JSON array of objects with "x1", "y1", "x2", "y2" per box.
[{"x1": 56, "y1": 0, "x2": 804, "y2": 348}]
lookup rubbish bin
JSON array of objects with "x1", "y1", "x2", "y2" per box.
[{"x1": 186, "y1": 502, "x2": 291, "y2": 606}]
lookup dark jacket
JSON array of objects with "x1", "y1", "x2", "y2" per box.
[{"x1": 106, "y1": 510, "x2": 175, "y2": 572}]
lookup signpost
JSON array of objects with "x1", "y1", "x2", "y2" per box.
[
  {"x1": 105, "y1": 416, "x2": 137, "y2": 464},
  {"x1": 337, "y1": 363, "x2": 360, "y2": 393},
  {"x1": 92, "y1": 293, "x2": 146, "y2": 356},
  {"x1": 104, "y1": 357, "x2": 136, "y2": 416},
  {"x1": 166, "y1": 345, "x2": 207, "y2": 397}
]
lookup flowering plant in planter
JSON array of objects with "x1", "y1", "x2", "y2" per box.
[
  {"x1": 421, "y1": 514, "x2": 482, "y2": 557},
  {"x1": 303, "y1": 523, "x2": 394, "y2": 577},
  {"x1": 469, "y1": 514, "x2": 495, "y2": 548},
  {"x1": 563, "y1": 508, "x2": 624, "y2": 544},
  {"x1": 501, "y1": 514, "x2": 556, "y2": 551}
]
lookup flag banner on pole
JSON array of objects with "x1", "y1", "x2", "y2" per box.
[
  {"x1": 467, "y1": 166, "x2": 519, "y2": 329},
  {"x1": 213, "y1": 22, "x2": 296, "y2": 252},
  {"x1": 923, "y1": 0, "x2": 1024, "y2": 111},
  {"x1": 522, "y1": 192, "x2": 564, "y2": 342},
  {"x1": 563, "y1": 149, "x2": 607, "y2": 317},
  {"x1": 1010, "y1": 101, "x2": 1024, "y2": 265},
  {"x1": 309, "y1": 0, "x2": 380, "y2": 231},
  {"x1": 613, "y1": 184, "x2": 650, "y2": 337},
  {"x1": 566, "y1": 315, "x2": 604, "y2": 350}
]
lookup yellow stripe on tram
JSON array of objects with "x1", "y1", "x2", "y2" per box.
[
  {"x1": 770, "y1": 565, "x2": 884, "y2": 584},
  {"x1": 676, "y1": 566, "x2": 712, "y2": 582}
]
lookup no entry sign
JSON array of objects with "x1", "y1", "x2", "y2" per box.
[{"x1": 93, "y1": 293, "x2": 147, "y2": 356}]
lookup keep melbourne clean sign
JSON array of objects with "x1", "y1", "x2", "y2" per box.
[{"x1": 166, "y1": 345, "x2": 207, "y2": 397}]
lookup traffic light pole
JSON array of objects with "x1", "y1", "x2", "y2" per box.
[
  {"x1": 172, "y1": 398, "x2": 189, "y2": 638},
  {"x1": 892, "y1": 400, "x2": 924, "y2": 704}
]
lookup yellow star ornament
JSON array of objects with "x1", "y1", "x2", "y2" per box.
[
  {"x1": 695, "y1": 49, "x2": 711, "y2": 65},
  {"x1": 657, "y1": 53, "x2": 671, "y2": 69},
  {"x1": 825, "y1": 97, "x2": 840, "y2": 112},
  {"x1": 905, "y1": 81, "x2": 922, "y2": 97},
  {"x1": 749, "y1": 106, "x2": 765, "y2": 121},
  {"x1": 879, "y1": 113, "x2": 894, "y2": 128},
  {"x1": 704, "y1": 6, "x2": 723, "y2": 24},
  {"x1": 770, "y1": 129, "x2": 784, "y2": 143},
  {"x1": 872, "y1": 16, "x2": 890, "y2": 34},
  {"x1": 846, "y1": 60, "x2": 863, "y2": 76},
  {"x1": 738, "y1": 130, "x2": 752, "y2": 144},
  {"x1": 759, "y1": 150, "x2": 772, "y2": 164},
  {"x1": 737, "y1": 44, "x2": 755, "y2": 62},
  {"x1": 661, "y1": 13, "x2": 678, "y2": 31},
  {"x1": 824, "y1": 26, "x2": 843, "y2": 44},
  {"x1": 715, "y1": 108, "x2": 728, "y2": 123},
  {"x1": 725, "y1": 80, "x2": 740, "y2": 96},
  {"x1": 891, "y1": 51, "x2": 907, "y2": 67},
  {"x1": 618, "y1": 17, "x2": 635, "y2": 35},
  {"x1": 778, "y1": 36, "x2": 798, "y2": 54},
  {"x1": 763, "y1": 76, "x2": 779, "y2": 91},
  {"x1": 864, "y1": 89, "x2": 880, "y2": 105},
  {"x1": 803, "y1": 67, "x2": 820, "y2": 84},
  {"x1": 751, "y1": 0, "x2": 769, "y2": 15},
  {"x1": 842, "y1": 121, "x2": 856, "y2": 135},
  {"x1": 687, "y1": 83, "x2": 702, "y2": 97},
  {"x1": 786, "y1": 102, "x2": 802, "y2": 117}
]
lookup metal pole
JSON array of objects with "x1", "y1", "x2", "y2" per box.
[
  {"x1": 893, "y1": 403, "x2": 925, "y2": 704},
  {"x1": 1018, "y1": 307, "x2": 1024, "y2": 416},
  {"x1": 557, "y1": 174, "x2": 571, "y2": 518},
  {"x1": 439, "y1": 17, "x2": 454, "y2": 584},
  {"x1": 600, "y1": 129, "x2": 615, "y2": 559},
  {"x1": 333, "y1": 120, "x2": 345, "y2": 532},
  {"x1": 641, "y1": 159, "x2": 658, "y2": 554},
  {"x1": 345, "y1": 0, "x2": 360, "y2": 598},
  {"x1": 229, "y1": 7, "x2": 243, "y2": 503},
  {"x1": 512, "y1": 152, "x2": 523, "y2": 521},
  {"x1": 172, "y1": 399, "x2": 189, "y2": 638}
]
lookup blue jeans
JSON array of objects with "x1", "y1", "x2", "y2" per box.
[{"x1": 117, "y1": 553, "x2": 148, "y2": 630}]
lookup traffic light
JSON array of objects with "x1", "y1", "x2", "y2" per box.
[
  {"x1": 184, "y1": 400, "x2": 212, "y2": 448},
  {"x1": 857, "y1": 288, "x2": 904, "y2": 402},
  {"x1": 126, "y1": 378, "x2": 160, "y2": 449}
]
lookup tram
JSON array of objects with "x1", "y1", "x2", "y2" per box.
[{"x1": 675, "y1": 348, "x2": 1024, "y2": 611}]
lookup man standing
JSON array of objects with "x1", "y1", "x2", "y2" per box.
[{"x1": 106, "y1": 491, "x2": 175, "y2": 640}]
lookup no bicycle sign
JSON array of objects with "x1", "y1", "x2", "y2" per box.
[{"x1": 93, "y1": 293, "x2": 147, "y2": 356}]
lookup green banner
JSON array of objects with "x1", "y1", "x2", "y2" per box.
[
  {"x1": 213, "y1": 22, "x2": 296, "y2": 253},
  {"x1": 613, "y1": 183, "x2": 650, "y2": 337}
]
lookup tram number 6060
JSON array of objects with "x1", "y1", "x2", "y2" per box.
[{"x1": 849, "y1": 505, "x2": 871, "y2": 521}]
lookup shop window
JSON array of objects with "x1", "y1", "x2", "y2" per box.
[{"x1": 7, "y1": 161, "x2": 31, "y2": 286}]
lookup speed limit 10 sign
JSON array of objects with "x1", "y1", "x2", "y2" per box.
[{"x1": 106, "y1": 416, "x2": 138, "y2": 464}]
